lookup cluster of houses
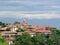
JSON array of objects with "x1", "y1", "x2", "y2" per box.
[{"x1": 0, "y1": 20, "x2": 57, "y2": 45}]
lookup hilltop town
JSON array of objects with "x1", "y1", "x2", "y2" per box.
[{"x1": 0, "y1": 20, "x2": 57, "y2": 45}]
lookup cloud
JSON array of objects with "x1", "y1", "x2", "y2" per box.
[
  {"x1": 0, "y1": 11, "x2": 60, "y2": 19},
  {"x1": 0, "y1": 0, "x2": 60, "y2": 13}
]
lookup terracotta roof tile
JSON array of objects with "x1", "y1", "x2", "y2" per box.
[{"x1": 2, "y1": 31, "x2": 17, "y2": 34}]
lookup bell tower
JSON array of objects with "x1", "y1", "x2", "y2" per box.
[
  {"x1": 23, "y1": 19, "x2": 26, "y2": 24},
  {"x1": 22, "y1": 18, "x2": 27, "y2": 26}
]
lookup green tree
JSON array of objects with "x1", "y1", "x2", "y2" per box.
[
  {"x1": 51, "y1": 30, "x2": 60, "y2": 45},
  {"x1": 16, "y1": 27, "x2": 24, "y2": 32},
  {"x1": 0, "y1": 33, "x2": 8, "y2": 45},
  {"x1": 14, "y1": 21, "x2": 20, "y2": 24},
  {"x1": 45, "y1": 36, "x2": 54, "y2": 45},
  {"x1": 31, "y1": 33, "x2": 46, "y2": 45},
  {"x1": 0, "y1": 22, "x2": 6, "y2": 27},
  {"x1": 15, "y1": 33, "x2": 33, "y2": 45},
  {"x1": 15, "y1": 29, "x2": 60, "y2": 45},
  {"x1": 0, "y1": 39, "x2": 8, "y2": 45},
  {"x1": 45, "y1": 30, "x2": 60, "y2": 45}
]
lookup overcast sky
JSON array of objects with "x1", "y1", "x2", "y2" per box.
[{"x1": 0, "y1": 0, "x2": 60, "y2": 29}]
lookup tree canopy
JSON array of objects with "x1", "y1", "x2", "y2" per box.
[
  {"x1": 14, "y1": 30, "x2": 60, "y2": 45},
  {"x1": 0, "y1": 33, "x2": 8, "y2": 45},
  {"x1": 14, "y1": 21, "x2": 20, "y2": 24},
  {"x1": 0, "y1": 22, "x2": 6, "y2": 27},
  {"x1": 16, "y1": 27, "x2": 24, "y2": 32}
]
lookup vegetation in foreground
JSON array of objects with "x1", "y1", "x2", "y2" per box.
[
  {"x1": 0, "y1": 22, "x2": 60, "y2": 45},
  {"x1": 14, "y1": 30, "x2": 60, "y2": 45},
  {"x1": 0, "y1": 33, "x2": 8, "y2": 45}
]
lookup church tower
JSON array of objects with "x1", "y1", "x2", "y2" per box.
[{"x1": 21, "y1": 19, "x2": 28, "y2": 26}]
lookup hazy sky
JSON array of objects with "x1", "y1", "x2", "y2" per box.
[
  {"x1": 0, "y1": 0, "x2": 60, "y2": 29},
  {"x1": 0, "y1": 0, "x2": 60, "y2": 13}
]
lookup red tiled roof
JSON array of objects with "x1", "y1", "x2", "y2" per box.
[
  {"x1": 50, "y1": 26, "x2": 56, "y2": 28},
  {"x1": 35, "y1": 30, "x2": 51, "y2": 33},
  {"x1": 0, "y1": 27, "x2": 8, "y2": 31},
  {"x1": 2, "y1": 31, "x2": 17, "y2": 34}
]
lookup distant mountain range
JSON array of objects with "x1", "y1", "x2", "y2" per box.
[
  {"x1": 0, "y1": 17, "x2": 60, "y2": 29},
  {"x1": 0, "y1": 17, "x2": 21, "y2": 23}
]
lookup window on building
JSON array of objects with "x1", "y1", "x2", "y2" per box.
[
  {"x1": 11, "y1": 35, "x2": 15, "y2": 37},
  {"x1": 28, "y1": 28, "x2": 34, "y2": 30},
  {"x1": 3, "y1": 35, "x2": 9, "y2": 38},
  {"x1": 45, "y1": 27, "x2": 49, "y2": 30}
]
